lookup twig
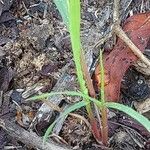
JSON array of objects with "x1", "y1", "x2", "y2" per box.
[
  {"x1": 69, "y1": 113, "x2": 91, "y2": 129},
  {"x1": 113, "y1": 24, "x2": 150, "y2": 67},
  {"x1": 0, "y1": 119, "x2": 71, "y2": 150},
  {"x1": 113, "y1": 0, "x2": 120, "y2": 23},
  {"x1": 113, "y1": 0, "x2": 150, "y2": 67},
  {"x1": 93, "y1": 32, "x2": 113, "y2": 49},
  {"x1": 125, "y1": 128, "x2": 145, "y2": 148},
  {"x1": 109, "y1": 121, "x2": 147, "y2": 141}
]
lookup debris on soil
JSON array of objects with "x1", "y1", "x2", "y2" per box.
[
  {"x1": 0, "y1": 0, "x2": 150, "y2": 150},
  {"x1": 0, "y1": 0, "x2": 14, "y2": 17},
  {"x1": 133, "y1": 41, "x2": 150, "y2": 75},
  {"x1": 60, "y1": 115, "x2": 91, "y2": 149},
  {"x1": 20, "y1": 19, "x2": 54, "y2": 50},
  {"x1": 110, "y1": 129, "x2": 145, "y2": 150},
  {"x1": 118, "y1": 115, "x2": 150, "y2": 139},
  {"x1": 121, "y1": 68, "x2": 149, "y2": 102},
  {"x1": 0, "y1": 67, "x2": 14, "y2": 91},
  {"x1": 134, "y1": 98, "x2": 150, "y2": 119},
  {"x1": 94, "y1": 12, "x2": 150, "y2": 102}
]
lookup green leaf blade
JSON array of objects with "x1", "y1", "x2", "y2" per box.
[
  {"x1": 107, "y1": 102, "x2": 150, "y2": 132},
  {"x1": 43, "y1": 100, "x2": 87, "y2": 143},
  {"x1": 53, "y1": 0, "x2": 69, "y2": 28}
]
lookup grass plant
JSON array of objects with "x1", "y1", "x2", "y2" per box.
[{"x1": 28, "y1": 0, "x2": 150, "y2": 146}]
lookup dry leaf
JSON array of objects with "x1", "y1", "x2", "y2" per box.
[{"x1": 94, "y1": 12, "x2": 150, "y2": 102}]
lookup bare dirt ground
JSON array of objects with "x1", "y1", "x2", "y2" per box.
[{"x1": 0, "y1": 0, "x2": 150, "y2": 150}]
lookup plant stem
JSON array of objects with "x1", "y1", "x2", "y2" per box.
[
  {"x1": 80, "y1": 49, "x2": 101, "y2": 141},
  {"x1": 100, "y1": 50, "x2": 108, "y2": 145},
  {"x1": 101, "y1": 107, "x2": 108, "y2": 145},
  {"x1": 68, "y1": 0, "x2": 101, "y2": 142},
  {"x1": 80, "y1": 50, "x2": 96, "y2": 97},
  {"x1": 80, "y1": 50, "x2": 101, "y2": 121}
]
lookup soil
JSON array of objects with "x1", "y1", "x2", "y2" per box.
[{"x1": 0, "y1": 0, "x2": 150, "y2": 150}]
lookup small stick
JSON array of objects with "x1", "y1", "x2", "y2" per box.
[
  {"x1": 0, "y1": 119, "x2": 71, "y2": 150},
  {"x1": 113, "y1": 0, "x2": 150, "y2": 67},
  {"x1": 113, "y1": 25, "x2": 150, "y2": 67},
  {"x1": 113, "y1": 0, "x2": 120, "y2": 23}
]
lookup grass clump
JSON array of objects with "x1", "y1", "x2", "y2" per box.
[{"x1": 28, "y1": 0, "x2": 150, "y2": 146}]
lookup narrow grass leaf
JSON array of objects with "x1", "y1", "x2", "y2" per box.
[
  {"x1": 54, "y1": 0, "x2": 88, "y2": 95},
  {"x1": 68, "y1": 0, "x2": 88, "y2": 95},
  {"x1": 29, "y1": 91, "x2": 150, "y2": 141},
  {"x1": 100, "y1": 50, "x2": 105, "y2": 103},
  {"x1": 53, "y1": 0, "x2": 69, "y2": 28},
  {"x1": 43, "y1": 100, "x2": 87, "y2": 143},
  {"x1": 28, "y1": 91, "x2": 91, "y2": 101},
  {"x1": 28, "y1": 90, "x2": 103, "y2": 107},
  {"x1": 107, "y1": 102, "x2": 150, "y2": 132}
]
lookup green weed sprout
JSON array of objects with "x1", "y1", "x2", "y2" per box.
[
  {"x1": 28, "y1": 0, "x2": 150, "y2": 146},
  {"x1": 29, "y1": 91, "x2": 150, "y2": 144}
]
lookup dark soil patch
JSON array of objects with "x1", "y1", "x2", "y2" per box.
[{"x1": 0, "y1": 0, "x2": 150, "y2": 150}]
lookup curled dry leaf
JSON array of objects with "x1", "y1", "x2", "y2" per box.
[
  {"x1": 133, "y1": 60, "x2": 150, "y2": 75},
  {"x1": 94, "y1": 12, "x2": 150, "y2": 102}
]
